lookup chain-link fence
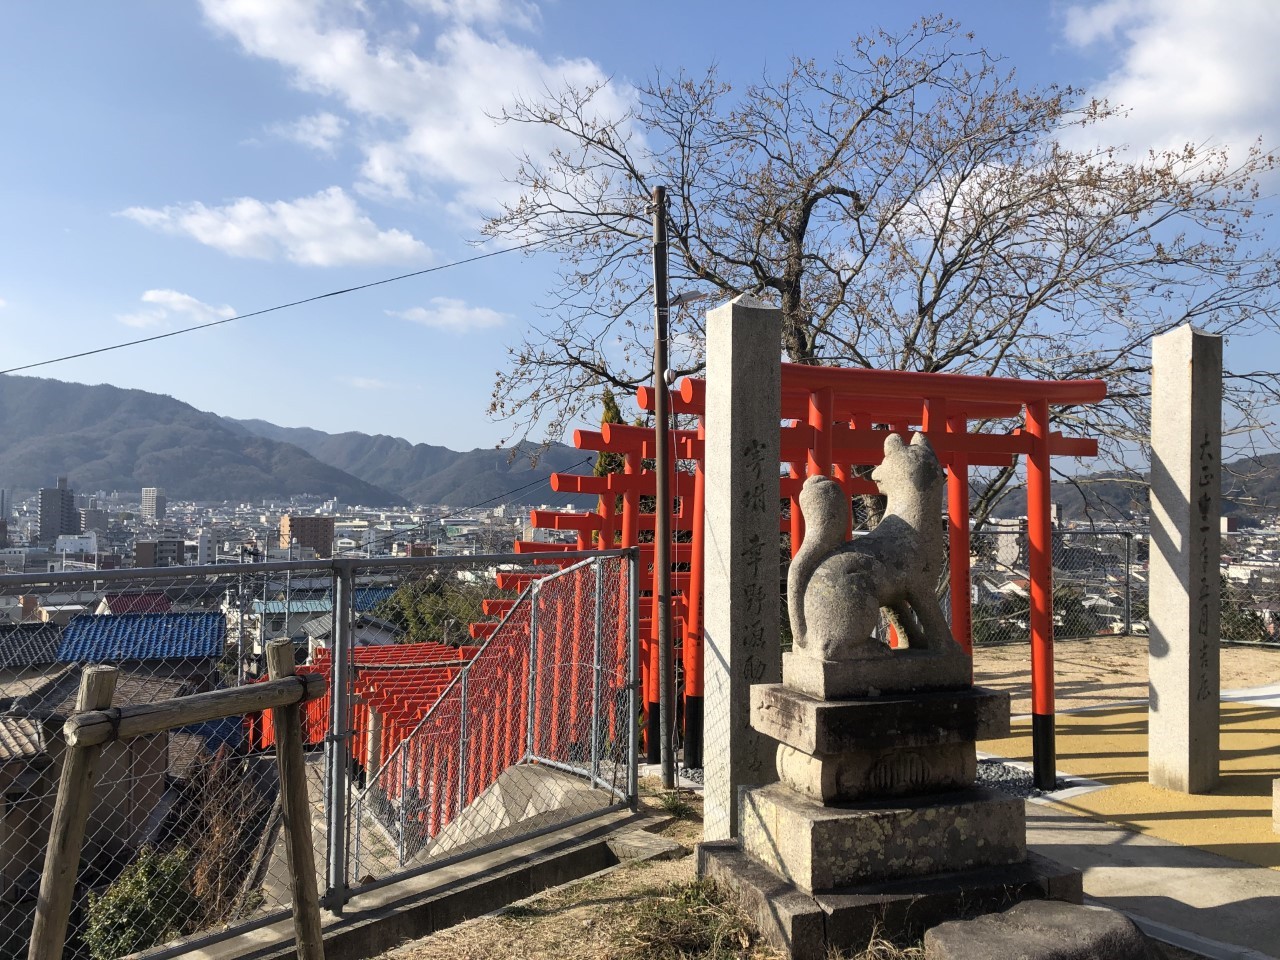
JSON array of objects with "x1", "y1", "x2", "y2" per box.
[
  {"x1": 1221, "y1": 530, "x2": 1280, "y2": 645},
  {"x1": 969, "y1": 526, "x2": 1280, "y2": 647},
  {"x1": 0, "y1": 549, "x2": 638, "y2": 960},
  {"x1": 969, "y1": 527, "x2": 1141, "y2": 645},
  {"x1": 349, "y1": 554, "x2": 635, "y2": 890}
]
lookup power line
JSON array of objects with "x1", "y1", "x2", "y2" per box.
[{"x1": 0, "y1": 241, "x2": 539, "y2": 377}]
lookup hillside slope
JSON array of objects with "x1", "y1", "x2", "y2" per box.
[
  {"x1": 0, "y1": 376, "x2": 406, "y2": 505},
  {"x1": 230, "y1": 419, "x2": 589, "y2": 507}
]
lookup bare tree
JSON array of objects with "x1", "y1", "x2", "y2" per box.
[{"x1": 485, "y1": 15, "x2": 1280, "y2": 522}]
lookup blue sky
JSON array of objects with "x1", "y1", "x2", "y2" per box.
[{"x1": 1, "y1": 1, "x2": 1277, "y2": 451}]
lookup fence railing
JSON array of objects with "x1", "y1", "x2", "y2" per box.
[
  {"x1": 968, "y1": 527, "x2": 1280, "y2": 646},
  {"x1": 0, "y1": 548, "x2": 638, "y2": 960},
  {"x1": 349, "y1": 554, "x2": 636, "y2": 890}
]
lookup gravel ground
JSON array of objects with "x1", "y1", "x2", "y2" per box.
[{"x1": 976, "y1": 758, "x2": 1061, "y2": 798}]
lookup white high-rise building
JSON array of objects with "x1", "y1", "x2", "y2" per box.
[
  {"x1": 141, "y1": 487, "x2": 167, "y2": 520},
  {"x1": 194, "y1": 528, "x2": 212, "y2": 565}
]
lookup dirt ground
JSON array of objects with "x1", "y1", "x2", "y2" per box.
[
  {"x1": 380, "y1": 785, "x2": 785, "y2": 960},
  {"x1": 973, "y1": 636, "x2": 1280, "y2": 715},
  {"x1": 378, "y1": 637, "x2": 1272, "y2": 959}
]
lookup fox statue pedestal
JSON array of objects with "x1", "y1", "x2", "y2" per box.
[{"x1": 698, "y1": 436, "x2": 1080, "y2": 959}]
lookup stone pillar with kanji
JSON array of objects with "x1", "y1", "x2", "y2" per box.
[{"x1": 701, "y1": 294, "x2": 783, "y2": 841}]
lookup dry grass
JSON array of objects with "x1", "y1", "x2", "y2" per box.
[
  {"x1": 609, "y1": 876, "x2": 763, "y2": 960},
  {"x1": 381, "y1": 779, "x2": 780, "y2": 960},
  {"x1": 836, "y1": 933, "x2": 927, "y2": 960},
  {"x1": 379, "y1": 779, "x2": 942, "y2": 959}
]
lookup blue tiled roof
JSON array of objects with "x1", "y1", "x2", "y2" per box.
[
  {"x1": 250, "y1": 599, "x2": 331, "y2": 615},
  {"x1": 248, "y1": 589, "x2": 396, "y2": 616},
  {"x1": 309, "y1": 587, "x2": 398, "y2": 612},
  {"x1": 353, "y1": 587, "x2": 396, "y2": 612},
  {"x1": 57, "y1": 612, "x2": 226, "y2": 663}
]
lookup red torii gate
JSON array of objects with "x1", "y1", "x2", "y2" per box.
[{"x1": 512, "y1": 362, "x2": 1105, "y2": 786}]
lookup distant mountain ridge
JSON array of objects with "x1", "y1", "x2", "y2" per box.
[
  {"x1": 229, "y1": 419, "x2": 587, "y2": 507},
  {"x1": 14, "y1": 373, "x2": 1274, "y2": 516},
  {"x1": 0, "y1": 375, "x2": 587, "y2": 508},
  {"x1": 0, "y1": 376, "x2": 406, "y2": 505},
  {"x1": 987, "y1": 453, "x2": 1280, "y2": 523}
]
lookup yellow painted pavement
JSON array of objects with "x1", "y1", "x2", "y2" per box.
[{"x1": 981, "y1": 702, "x2": 1280, "y2": 869}]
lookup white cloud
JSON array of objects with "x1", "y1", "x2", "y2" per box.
[
  {"x1": 117, "y1": 289, "x2": 236, "y2": 329},
  {"x1": 269, "y1": 111, "x2": 347, "y2": 152},
  {"x1": 119, "y1": 186, "x2": 430, "y2": 266},
  {"x1": 198, "y1": 0, "x2": 632, "y2": 218},
  {"x1": 1062, "y1": 0, "x2": 1145, "y2": 46},
  {"x1": 0, "y1": 298, "x2": 7, "y2": 310},
  {"x1": 1061, "y1": 1, "x2": 1280, "y2": 155},
  {"x1": 388, "y1": 297, "x2": 510, "y2": 332}
]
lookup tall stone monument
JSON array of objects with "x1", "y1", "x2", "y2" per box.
[
  {"x1": 700, "y1": 432, "x2": 1079, "y2": 959},
  {"x1": 702, "y1": 294, "x2": 783, "y2": 840},
  {"x1": 1148, "y1": 325, "x2": 1222, "y2": 793}
]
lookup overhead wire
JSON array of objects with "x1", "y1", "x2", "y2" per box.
[{"x1": 0, "y1": 241, "x2": 539, "y2": 376}]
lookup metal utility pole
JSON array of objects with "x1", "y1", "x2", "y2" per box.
[{"x1": 652, "y1": 185, "x2": 676, "y2": 790}]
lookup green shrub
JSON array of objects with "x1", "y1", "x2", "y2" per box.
[{"x1": 85, "y1": 847, "x2": 198, "y2": 960}]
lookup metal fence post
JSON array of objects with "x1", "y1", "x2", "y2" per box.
[
  {"x1": 457, "y1": 671, "x2": 470, "y2": 810},
  {"x1": 352, "y1": 791, "x2": 362, "y2": 891},
  {"x1": 325, "y1": 558, "x2": 355, "y2": 913},
  {"x1": 591, "y1": 558, "x2": 603, "y2": 786},
  {"x1": 398, "y1": 751, "x2": 407, "y2": 867},
  {"x1": 1124, "y1": 532, "x2": 1133, "y2": 636},
  {"x1": 527, "y1": 581, "x2": 539, "y2": 759},
  {"x1": 627, "y1": 548, "x2": 640, "y2": 810}
]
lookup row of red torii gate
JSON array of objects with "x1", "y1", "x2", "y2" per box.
[{"x1": 489, "y1": 361, "x2": 1105, "y2": 779}]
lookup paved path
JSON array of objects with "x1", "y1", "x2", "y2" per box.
[{"x1": 1027, "y1": 801, "x2": 1280, "y2": 959}]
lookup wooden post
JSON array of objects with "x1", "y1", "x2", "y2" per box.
[
  {"x1": 29, "y1": 666, "x2": 119, "y2": 960},
  {"x1": 267, "y1": 638, "x2": 326, "y2": 960}
]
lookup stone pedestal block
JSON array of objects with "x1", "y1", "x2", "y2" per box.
[
  {"x1": 739, "y1": 782, "x2": 1025, "y2": 894},
  {"x1": 753, "y1": 683, "x2": 1011, "y2": 754},
  {"x1": 777, "y1": 741, "x2": 976, "y2": 803},
  {"x1": 699, "y1": 841, "x2": 1083, "y2": 960},
  {"x1": 782, "y1": 649, "x2": 970, "y2": 700},
  {"x1": 754, "y1": 684, "x2": 1008, "y2": 802}
]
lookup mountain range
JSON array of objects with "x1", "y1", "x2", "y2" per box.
[
  {"x1": 0, "y1": 375, "x2": 586, "y2": 507},
  {"x1": 5, "y1": 374, "x2": 1277, "y2": 518},
  {"x1": 982, "y1": 456, "x2": 1280, "y2": 523}
]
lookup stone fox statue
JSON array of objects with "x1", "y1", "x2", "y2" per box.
[{"x1": 788, "y1": 432, "x2": 959, "y2": 661}]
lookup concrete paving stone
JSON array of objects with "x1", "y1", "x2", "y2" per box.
[
  {"x1": 1026, "y1": 802, "x2": 1280, "y2": 958},
  {"x1": 605, "y1": 828, "x2": 687, "y2": 861}
]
